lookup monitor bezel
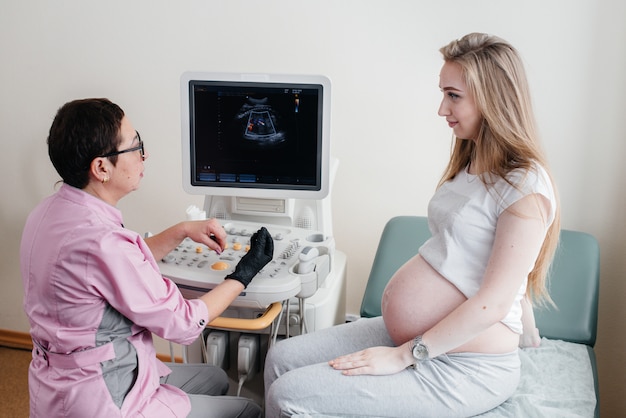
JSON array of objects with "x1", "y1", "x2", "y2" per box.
[{"x1": 181, "y1": 71, "x2": 331, "y2": 200}]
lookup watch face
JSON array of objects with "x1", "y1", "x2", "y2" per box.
[{"x1": 412, "y1": 342, "x2": 429, "y2": 361}]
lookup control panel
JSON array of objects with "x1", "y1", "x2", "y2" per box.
[{"x1": 158, "y1": 220, "x2": 335, "y2": 309}]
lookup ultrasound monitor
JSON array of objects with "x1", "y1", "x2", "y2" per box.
[
  {"x1": 181, "y1": 72, "x2": 334, "y2": 235},
  {"x1": 181, "y1": 72, "x2": 331, "y2": 200}
]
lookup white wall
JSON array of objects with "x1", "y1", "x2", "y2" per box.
[{"x1": 1, "y1": 0, "x2": 624, "y2": 414}]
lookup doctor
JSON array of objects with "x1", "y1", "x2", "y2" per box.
[{"x1": 20, "y1": 98, "x2": 273, "y2": 417}]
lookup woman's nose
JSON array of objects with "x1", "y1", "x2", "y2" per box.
[{"x1": 438, "y1": 100, "x2": 449, "y2": 117}]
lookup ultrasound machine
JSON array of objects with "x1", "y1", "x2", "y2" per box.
[{"x1": 159, "y1": 72, "x2": 347, "y2": 398}]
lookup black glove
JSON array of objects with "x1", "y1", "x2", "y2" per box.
[{"x1": 226, "y1": 227, "x2": 274, "y2": 288}]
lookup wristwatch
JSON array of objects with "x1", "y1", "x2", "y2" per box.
[{"x1": 410, "y1": 335, "x2": 430, "y2": 364}]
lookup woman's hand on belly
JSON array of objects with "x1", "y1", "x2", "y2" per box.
[{"x1": 328, "y1": 345, "x2": 414, "y2": 376}]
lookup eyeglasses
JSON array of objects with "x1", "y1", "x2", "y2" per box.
[{"x1": 99, "y1": 131, "x2": 145, "y2": 160}]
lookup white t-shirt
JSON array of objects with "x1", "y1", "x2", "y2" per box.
[{"x1": 419, "y1": 163, "x2": 556, "y2": 334}]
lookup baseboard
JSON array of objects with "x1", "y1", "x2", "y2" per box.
[
  {"x1": 0, "y1": 329, "x2": 182, "y2": 363},
  {"x1": 0, "y1": 329, "x2": 32, "y2": 349}
]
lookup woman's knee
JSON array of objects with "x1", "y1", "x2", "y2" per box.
[
  {"x1": 265, "y1": 373, "x2": 295, "y2": 417},
  {"x1": 265, "y1": 338, "x2": 297, "y2": 374}
]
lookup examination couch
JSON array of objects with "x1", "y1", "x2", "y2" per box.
[{"x1": 360, "y1": 216, "x2": 600, "y2": 417}]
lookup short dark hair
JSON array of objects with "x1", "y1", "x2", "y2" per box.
[{"x1": 47, "y1": 98, "x2": 125, "y2": 189}]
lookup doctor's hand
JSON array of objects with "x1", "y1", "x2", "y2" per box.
[
  {"x1": 226, "y1": 227, "x2": 274, "y2": 288},
  {"x1": 328, "y1": 346, "x2": 412, "y2": 376},
  {"x1": 184, "y1": 219, "x2": 227, "y2": 253}
]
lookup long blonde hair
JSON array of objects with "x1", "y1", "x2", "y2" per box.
[{"x1": 439, "y1": 33, "x2": 561, "y2": 305}]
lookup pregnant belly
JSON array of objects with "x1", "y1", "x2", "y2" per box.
[{"x1": 382, "y1": 255, "x2": 467, "y2": 345}]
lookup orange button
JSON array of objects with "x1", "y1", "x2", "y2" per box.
[
  {"x1": 211, "y1": 261, "x2": 230, "y2": 271},
  {"x1": 233, "y1": 242, "x2": 242, "y2": 251}
]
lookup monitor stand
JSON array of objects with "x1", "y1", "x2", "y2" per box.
[{"x1": 202, "y1": 158, "x2": 338, "y2": 239}]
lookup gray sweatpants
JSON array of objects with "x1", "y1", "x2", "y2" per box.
[
  {"x1": 264, "y1": 317, "x2": 520, "y2": 418},
  {"x1": 162, "y1": 362, "x2": 262, "y2": 418}
]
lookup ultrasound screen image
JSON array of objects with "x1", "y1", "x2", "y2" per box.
[{"x1": 189, "y1": 81, "x2": 323, "y2": 191}]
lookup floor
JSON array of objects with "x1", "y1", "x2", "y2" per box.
[
  {"x1": 0, "y1": 346, "x2": 30, "y2": 418},
  {"x1": 0, "y1": 343, "x2": 265, "y2": 417}
]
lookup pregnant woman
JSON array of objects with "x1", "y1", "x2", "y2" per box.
[{"x1": 263, "y1": 32, "x2": 560, "y2": 418}]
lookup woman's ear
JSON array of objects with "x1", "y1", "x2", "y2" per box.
[{"x1": 89, "y1": 157, "x2": 110, "y2": 184}]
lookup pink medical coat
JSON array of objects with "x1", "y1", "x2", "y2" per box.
[{"x1": 20, "y1": 184, "x2": 209, "y2": 417}]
